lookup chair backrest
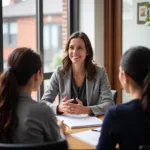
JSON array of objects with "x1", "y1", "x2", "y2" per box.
[
  {"x1": 0, "y1": 139, "x2": 68, "y2": 150},
  {"x1": 111, "y1": 90, "x2": 118, "y2": 104},
  {"x1": 139, "y1": 145, "x2": 150, "y2": 150}
]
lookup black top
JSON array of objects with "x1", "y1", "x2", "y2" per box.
[
  {"x1": 71, "y1": 74, "x2": 87, "y2": 106},
  {"x1": 97, "y1": 100, "x2": 150, "y2": 150}
]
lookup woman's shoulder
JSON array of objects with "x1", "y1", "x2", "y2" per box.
[
  {"x1": 95, "y1": 65, "x2": 106, "y2": 73},
  {"x1": 51, "y1": 65, "x2": 64, "y2": 78},
  {"x1": 54, "y1": 65, "x2": 63, "y2": 73},
  {"x1": 107, "y1": 100, "x2": 141, "y2": 118},
  {"x1": 28, "y1": 101, "x2": 55, "y2": 119},
  {"x1": 115, "y1": 99, "x2": 140, "y2": 110},
  {"x1": 93, "y1": 65, "x2": 107, "y2": 77}
]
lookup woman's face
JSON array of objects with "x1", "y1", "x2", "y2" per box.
[
  {"x1": 33, "y1": 70, "x2": 43, "y2": 91},
  {"x1": 119, "y1": 66, "x2": 124, "y2": 87},
  {"x1": 38, "y1": 71, "x2": 44, "y2": 87},
  {"x1": 118, "y1": 66, "x2": 130, "y2": 93},
  {"x1": 68, "y1": 38, "x2": 87, "y2": 65}
]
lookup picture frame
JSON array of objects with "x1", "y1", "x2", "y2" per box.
[{"x1": 137, "y1": 2, "x2": 149, "y2": 24}]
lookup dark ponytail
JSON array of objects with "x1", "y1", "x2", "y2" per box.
[
  {"x1": 121, "y1": 46, "x2": 150, "y2": 117},
  {"x1": 0, "y1": 47, "x2": 42, "y2": 142},
  {"x1": 0, "y1": 70, "x2": 18, "y2": 142},
  {"x1": 142, "y1": 71, "x2": 150, "y2": 117}
]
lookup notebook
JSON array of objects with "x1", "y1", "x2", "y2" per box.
[
  {"x1": 71, "y1": 127, "x2": 101, "y2": 146},
  {"x1": 57, "y1": 114, "x2": 103, "y2": 128}
]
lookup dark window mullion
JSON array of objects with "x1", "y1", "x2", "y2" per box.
[
  {"x1": 36, "y1": 0, "x2": 53, "y2": 101},
  {"x1": 68, "y1": 0, "x2": 79, "y2": 35},
  {"x1": 36, "y1": 0, "x2": 44, "y2": 100},
  {"x1": 8, "y1": 22, "x2": 11, "y2": 44}
]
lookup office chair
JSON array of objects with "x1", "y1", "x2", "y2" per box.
[
  {"x1": 111, "y1": 90, "x2": 118, "y2": 104},
  {"x1": 139, "y1": 145, "x2": 150, "y2": 150},
  {"x1": 0, "y1": 138, "x2": 69, "y2": 150}
]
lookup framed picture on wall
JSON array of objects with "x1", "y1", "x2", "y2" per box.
[{"x1": 137, "y1": 2, "x2": 149, "y2": 24}]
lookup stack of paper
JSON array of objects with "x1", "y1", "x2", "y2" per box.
[
  {"x1": 57, "y1": 114, "x2": 103, "y2": 128},
  {"x1": 71, "y1": 127, "x2": 101, "y2": 146}
]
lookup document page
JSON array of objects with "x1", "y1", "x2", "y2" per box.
[
  {"x1": 57, "y1": 114, "x2": 103, "y2": 128},
  {"x1": 71, "y1": 127, "x2": 101, "y2": 146}
]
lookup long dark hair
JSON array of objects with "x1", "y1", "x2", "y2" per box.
[
  {"x1": 0, "y1": 47, "x2": 42, "y2": 142},
  {"x1": 120, "y1": 46, "x2": 150, "y2": 116},
  {"x1": 62, "y1": 31, "x2": 96, "y2": 80}
]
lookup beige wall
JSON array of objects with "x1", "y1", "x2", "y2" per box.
[{"x1": 79, "y1": 0, "x2": 104, "y2": 66}]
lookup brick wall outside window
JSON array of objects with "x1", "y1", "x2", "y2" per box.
[{"x1": 62, "y1": 0, "x2": 68, "y2": 52}]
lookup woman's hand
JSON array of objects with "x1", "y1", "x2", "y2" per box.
[
  {"x1": 67, "y1": 98, "x2": 84, "y2": 114},
  {"x1": 66, "y1": 98, "x2": 92, "y2": 114},
  {"x1": 58, "y1": 97, "x2": 92, "y2": 115},
  {"x1": 57, "y1": 96, "x2": 74, "y2": 113},
  {"x1": 58, "y1": 120, "x2": 66, "y2": 134}
]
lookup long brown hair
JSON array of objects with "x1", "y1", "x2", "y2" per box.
[
  {"x1": 0, "y1": 47, "x2": 42, "y2": 142},
  {"x1": 62, "y1": 31, "x2": 96, "y2": 80},
  {"x1": 120, "y1": 46, "x2": 150, "y2": 117}
]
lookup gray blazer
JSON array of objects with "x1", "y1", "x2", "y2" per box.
[
  {"x1": 12, "y1": 91, "x2": 61, "y2": 143},
  {"x1": 41, "y1": 65, "x2": 114, "y2": 116}
]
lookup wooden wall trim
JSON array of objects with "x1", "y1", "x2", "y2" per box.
[
  {"x1": 104, "y1": 0, "x2": 122, "y2": 103},
  {"x1": 104, "y1": 0, "x2": 113, "y2": 86}
]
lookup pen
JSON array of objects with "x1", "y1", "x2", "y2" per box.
[{"x1": 91, "y1": 129, "x2": 101, "y2": 132}]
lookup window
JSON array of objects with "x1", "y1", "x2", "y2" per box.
[
  {"x1": 43, "y1": 23, "x2": 62, "y2": 72},
  {"x1": 3, "y1": 0, "x2": 36, "y2": 100},
  {"x1": 1, "y1": 0, "x2": 68, "y2": 100},
  {"x1": 3, "y1": 21, "x2": 17, "y2": 47},
  {"x1": 3, "y1": 61, "x2": 7, "y2": 71}
]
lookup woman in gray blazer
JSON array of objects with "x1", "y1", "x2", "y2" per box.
[
  {"x1": 41, "y1": 32, "x2": 114, "y2": 116},
  {"x1": 0, "y1": 48, "x2": 65, "y2": 143}
]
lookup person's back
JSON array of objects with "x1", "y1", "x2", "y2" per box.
[
  {"x1": 0, "y1": 47, "x2": 65, "y2": 143},
  {"x1": 13, "y1": 91, "x2": 60, "y2": 143},
  {"x1": 97, "y1": 46, "x2": 150, "y2": 150},
  {"x1": 98, "y1": 100, "x2": 150, "y2": 150}
]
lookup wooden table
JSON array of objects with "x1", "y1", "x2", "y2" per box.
[{"x1": 65, "y1": 116, "x2": 103, "y2": 150}]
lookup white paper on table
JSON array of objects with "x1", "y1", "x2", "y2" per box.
[
  {"x1": 57, "y1": 114, "x2": 103, "y2": 128},
  {"x1": 71, "y1": 127, "x2": 101, "y2": 146}
]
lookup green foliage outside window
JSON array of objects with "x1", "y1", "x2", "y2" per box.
[
  {"x1": 50, "y1": 53, "x2": 63, "y2": 69},
  {"x1": 145, "y1": 2, "x2": 150, "y2": 26}
]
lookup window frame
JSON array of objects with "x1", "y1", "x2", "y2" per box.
[
  {"x1": 3, "y1": 21, "x2": 17, "y2": 48},
  {"x1": 0, "y1": 0, "x2": 77, "y2": 101}
]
